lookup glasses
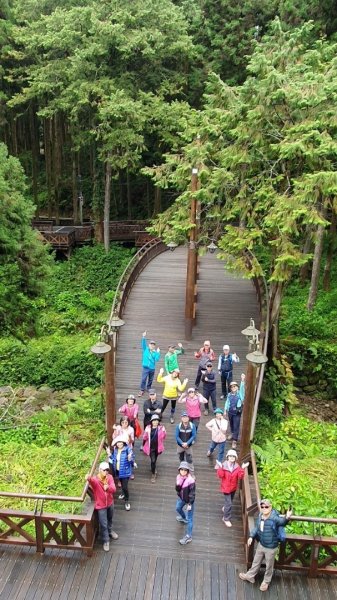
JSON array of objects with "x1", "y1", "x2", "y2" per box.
[{"x1": 260, "y1": 505, "x2": 270, "y2": 509}]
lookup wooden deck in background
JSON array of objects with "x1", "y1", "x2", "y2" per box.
[{"x1": 1, "y1": 248, "x2": 335, "y2": 599}]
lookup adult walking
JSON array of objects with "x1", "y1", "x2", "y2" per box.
[
  {"x1": 224, "y1": 374, "x2": 245, "y2": 449},
  {"x1": 201, "y1": 362, "x2": 217, "y2": 415},
  {"x1": 109, "y1": 436, "x2": 134, "y2": 511},
  {"x1": 175, "y1": 461, "x2": 196, "y2": 545},
  {"x1": 194, "y1": 340, "x2": 216, "y2": 388},
  {"x1": 175, "y1": 412, "x2": 196, "y2": 466},
  {"x1": 215, "y1": 449, "x2": 249, "y2": 527},
  {"x1": 218, "y1": 345, "x2": 240, "y2": 398},
  {"x1": 157, "y1": 367, "x2": 188, "y2": 424},
  {"x1": 85, "y1": 462, "x2": 118, "y2": 551},
  {"x1": 139, "y1": 331, "x2": 160, "y2": 396},
  {"x1": 205, "y1": 408, "x2": 228, "y2": 462},
  {"x1": 239, "y1": 499, "x2": 292, "y2": 592},
  {"x1": 143, "y1": 414, "x2": 167, "y2": 482}
]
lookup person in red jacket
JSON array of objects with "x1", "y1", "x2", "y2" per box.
[
  {"x1": 215, "y1": 449, "x2": 249, "y2": 527},
  {"x1": 86, "y1": 461, "x2": 118, "y2": 551}
]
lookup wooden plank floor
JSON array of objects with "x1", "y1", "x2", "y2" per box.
[{"x1": 1, "y1": 248, "x2": 335, "y2": 599}]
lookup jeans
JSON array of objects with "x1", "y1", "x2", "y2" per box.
[
  {"x1": 176, "y1": 499, "x2": 194, "y2": 538},
  {"x1": 140, "y1": 367, "x2": 155, "y2": 392},
  {"x1": 245, "y1": 543, "x2": 278, "y2": 583},
  {"x1": 97, "y1": 504, "x2": 113, "y2": 543},
  {"x1": 203, "y1": 389, "x2": 217, "y2": 411},
  {"x1": 195, "y1": 366, "x2": 205, "y2": 387},
  {"x1": 221, "y1": 371, "x2": 232, "y2": 396},
  {"x1": 116, "y1": 471, "x2": 130, "y2": 501},
  {"x1": 189, "y1": 417, "x2": 200, "y2": 432},
  {"x1": 208, "y1": 440, "x2": 225, "y2": 462},
  {"x1": 228, "y1": 412, "x2": 241, "y2": 441},
  {"x1": 223, "y1": 491, "x2": 235, "y2": 520}
]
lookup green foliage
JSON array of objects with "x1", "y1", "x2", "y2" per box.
[
  {"x1": 0, "y1": 390, "x2": 105, "y2": 513},
  {"x1": 0, "y1": 142, "x2": 51, "y2": 335},
  {"x1": 0, "y1": 244, "x2": 132, "y2": 389},
  {"x1": 254, "y1": 414, "x2": 337, "y2": 535}
]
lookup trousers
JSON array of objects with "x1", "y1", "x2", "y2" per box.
[{"x1": 245, "y1": 543, "x2": 278, "y2": 583}]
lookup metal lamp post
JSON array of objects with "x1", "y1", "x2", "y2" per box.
[
  {"x1": 239, "y1": 319, "x2": 268, "y2": 461},
  {"x1": 91, "y1": 315, "x2": 124, "y2": 442}
]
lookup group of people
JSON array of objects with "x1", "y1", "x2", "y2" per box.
[{"x1": 86, "y1": 333, "x2": 292, "y2": 591}]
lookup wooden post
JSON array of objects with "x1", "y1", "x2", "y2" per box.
[
  {"x1": 239, "y1": 361, "x2": 256, "y2": 462},
  {"x1": 185, "y1": 168, "x2": 198, "y2": 340},
  {"x1": 104, "y1": 334, "x2": 116, "y2": 443}
]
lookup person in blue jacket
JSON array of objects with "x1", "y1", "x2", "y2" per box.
[
  {"x1": 109, "y1": 436, "x2": 134, "y2": 511},
  {"x1": 224, "y1": 373, "x2": 245, "y2": 449},
  {"x1": 175, "y1": 412, "x2": 197, "y2": 466},
  {"x1": 239, "y1": 498, "x2": 292, "y2": 592},
  {"x1": 139, "y1": 331, "x2": 161, "y2": 396}
]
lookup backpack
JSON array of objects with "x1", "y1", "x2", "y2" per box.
[
  {"x1": 220, "y1": 354, "x2": 233, "y2": 373},
  {"x1": 257, "y1": 510, "x2": 286, "y2": 543}
]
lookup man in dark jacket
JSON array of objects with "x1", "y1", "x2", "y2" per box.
[
  {"x1": 175, "y1": 412, "x2": 196, "y2": 465},
  {"x1": 239, "y1": 499, "x2": 292, "y2": 592},
  {"x1": 143, "y1": 389, "x2": 162, "y2": 428}
]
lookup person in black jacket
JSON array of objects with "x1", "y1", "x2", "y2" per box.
[
  {"x1": 175, "y1": 461, "x2": 196, "y2": 545},
  {"x1": 239, "y1": 499, "x2": 292, "y2": 592},
  {"x1": 201, "y1": 362, "x2": 217, "y2": 415},
  {"x1": 143, "y1": 389, "x2": 163, "y2": 428}
]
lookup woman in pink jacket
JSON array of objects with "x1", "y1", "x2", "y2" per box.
[
  {"x1": 215, "y1": 449, "x2": 249, "y2": 528},
  {"x1": 118, "y1": 394, "x2": 139, "y2": 431},
  {"x1": 142, "y1": 414, "x2": 166, "y2": 483},
  {"x1": 85, "y1": 461, "x2": 118, "y2": 551},
  {"x1": 178, "y1": 387, "x2": 207, "y2": 431}
]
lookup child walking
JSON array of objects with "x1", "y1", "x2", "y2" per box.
[{"x1": 215, "y1": 449, "x2": 249, "y2": 527}]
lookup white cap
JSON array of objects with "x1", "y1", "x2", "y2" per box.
[
  {"x1": 223, "y1": 344, "x2": 230, "y2": 350},
  {"x1": 99, "y1": 461, "x2": 110, "y2": 471}
]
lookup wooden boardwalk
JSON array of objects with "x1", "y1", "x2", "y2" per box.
[{"x1": 1, "y1": 248, "x2": 336, "y2": 599}]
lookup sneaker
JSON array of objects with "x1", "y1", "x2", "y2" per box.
[
  {"x1": 204, "y1": 410, "x2": 209, "y2": 416},
  {"x1": 232, "y1": 440, "x2": 237, "y2": 449},
  {"x1": 170, "y1": 416, "x2": 175, "y2": 424},
  {"x1": 220, "y1": 395, "x2": 224, "y2": 400},
  {"x1": 179, "y1": 535, "x2": 192, "y2": 545},
  {"x1": 221, "y1": 506, "x2": 225, "y2": 513},
  {"x1": 239, "y1": 573, "x2": 255, "y2": 583},
  {"x1": 118, "y1": 493, "x2": 125, "y2": 500},
  {"x1": 130, "y1": 474, "x2": 135, "y2": 480},
  {"x1": 151, "y1": 474, "x2": 156, "y2": 483},
  {"x1": 138, "y1": 390, "x2": 144, "y2": 397},
  {"x1": 109, "y1": 531, "x2": 119, "y2": 540},
  {"x1": 260, "y1": 582, "x2": 269, "y2": 592},
  {"x1": 125, "y1": 502, "x2": 131, "y2": 511},
  {"x1": 103, "y1": 542, "x2": 110, "y2": 552},
  {"x1": 139, "y1": 446, "x2": 143, "y2": 451},
  {"x1": 227, "y1": 433, "x2": 233, "y2": 441},
  {"x1": 222, "y1": 518, "x2": 232, "y2": 527},
  {"x1": 207, "y1": 450, "x2": 212, "y2": 457},
  {"x1": 176, "y1": 515, "x2": 188, "y2": 524},
  {"x1": 117, "y1": 481, "x2": 122, "y2": 488}
]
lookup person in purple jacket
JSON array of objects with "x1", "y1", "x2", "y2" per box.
[{"x1": 139, "y1": 331, "x2": 161, "y2": 396}]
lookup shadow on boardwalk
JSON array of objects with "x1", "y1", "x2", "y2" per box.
[{"x1": 0, "y1": 249, "x2": 335, "y2": 599}]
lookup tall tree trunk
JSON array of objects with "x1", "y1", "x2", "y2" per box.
[
  {"x1": 104, "y1": 157, "x2": 112, "y2": 252},
  {"x1": 72, "y1": 152, "x2": 79, "y2": 225},
  {"x1": 127, "y1": 169, "x2": 132, "y2": 220},
  {"x1": 323, "y1": 210, "x2": 336, "y2": 291},
  {"x1": 299, "y1": 226, "x2": 313, "y2": 285},
  {"x1": 29, "y1": 103, "x2": 39, "y2": 205},
  {"x1": 307, "y1": 213, "x2": 327, "y2": 311},
  {"x1": 268, "y1": 281, "x2": 284, "y2": 359},
  {"x1": 53, "y1": 114, "x2": 61, "y2": 225},
  {"x1": 44, "y1": 119, "x2": 53, "y2": 217},
  {"x1": 153, "y1": 186, "x2": 161, "y2": 216}
]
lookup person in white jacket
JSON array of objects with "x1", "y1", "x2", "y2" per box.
[{"x1": 205, "y1": 408, "x2": 228, "y2": 462}]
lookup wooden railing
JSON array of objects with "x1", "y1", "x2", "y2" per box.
[
  {"x1": 240, "y1": 449, "x2": 337, "y2": 576},
  {"x1": 0, "y1": 438, "x2": 105, "y2": 555}
]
